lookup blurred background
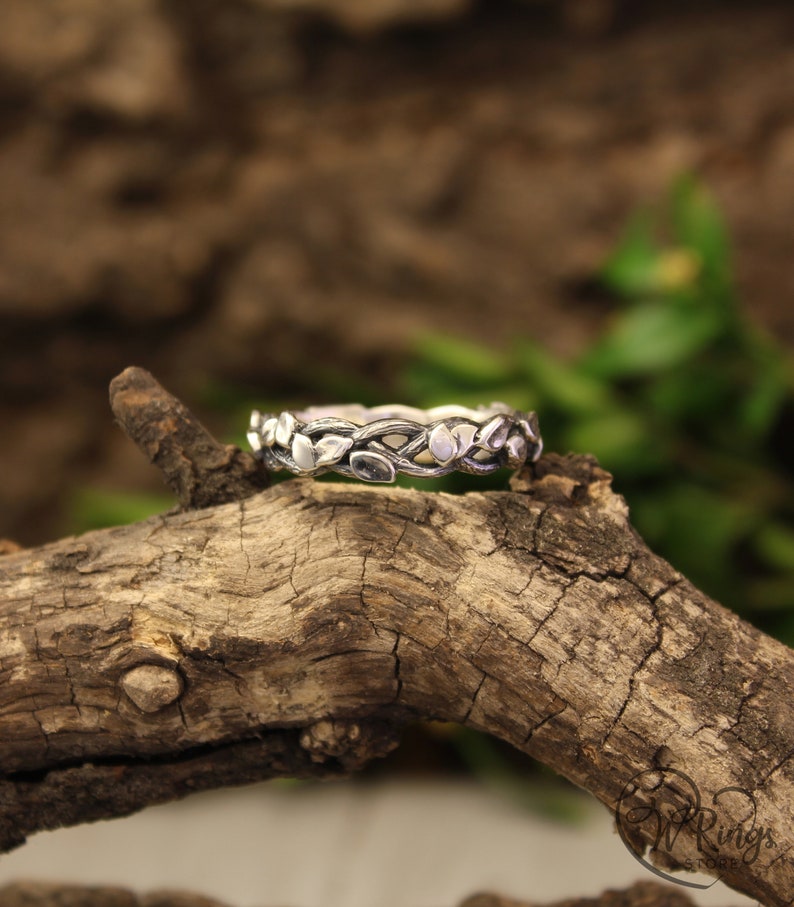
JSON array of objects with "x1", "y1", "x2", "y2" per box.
[{"x1": 0, "y1": 0, "x2": 792, "y2": 904}]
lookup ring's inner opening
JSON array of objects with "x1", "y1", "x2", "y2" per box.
[
  {"x1": 295, "y1": 403, "x2": 511, "y2": 425},
  {"x1": 382, "y1": 433, "x2": 408, "y2": 448}
]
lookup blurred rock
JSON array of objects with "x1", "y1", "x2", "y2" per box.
[{"x1": 0, "y1": 0, "x2": 190, "y2": 120}]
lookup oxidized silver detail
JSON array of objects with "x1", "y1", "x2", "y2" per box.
[
  {"x1": 477, "y1": 414, "x2": 510, "y2": 451},
  {"x1": 315, "y1": 434, "x2": 353, "y2": 466},
  {"x1": 291, "y1": 433, "x2": 316, "y2": 471},
  {"x1": 248, "y1": 402, "x2": 543, "y2": 483},
  {"x1": 275, "y1": 412, "x2": 297, "y2": 447},
  {"x1": 428, "y1": 423, "x2": 457, "y2": 467},
  {"x1": 350, "y1": 450, "x2": 397, "y2": 483},
  {"x1": 262, "y1": 417, "x2": 278, "y2": 447}
]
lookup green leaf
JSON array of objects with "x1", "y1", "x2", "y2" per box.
[
  {"x1": 644, "y1": 365, "x2": 730, "y2": 423},
  {"x1": 737, "y1": 328, "x2": 793, "y2": 438},
  {"x1": 583, "y1": 299, "x2": 722, "y2": 378},
  {"x1": 670, "y1": 174, "x2": 731, "y2": 289},
  {"x1": 564, "y1": 410, "x2": 664, "y2": 475},
  {"x1": 632, "y1": 486, "x2": 754, "y2": 603},
  {"x1": 754, "y1": 522, "x2": 794, "y2": 572},
  {"x1": 516, "y1": 342, "x2": 612, "y2": 413},
  {"x1": 600, "y1": 213, "x2": 663, "y2": 297},
  {"x1": 740, "y1": 366, "x2": 789, "y2": 439},
  {"x1": 412, "y1": 333, "x2": 513, "y2": 386}
]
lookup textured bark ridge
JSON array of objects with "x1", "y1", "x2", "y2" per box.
[
  {"x1": 0, "y1": 880, "x2": 711, "y2": 907},
  {"x1": 108, "y1": 367, "x2": 270, "y2": 508},
  {"x1": 1, "y1": 368, "x2": 793, "y2": 907}
]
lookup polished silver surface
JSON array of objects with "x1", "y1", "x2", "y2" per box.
[{"x1": 247, "y1": 402, "x2": 542, "y2": 483}]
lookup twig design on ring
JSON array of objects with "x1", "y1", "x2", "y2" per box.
[{"x1": 247, "y1": 403, "x2": 542, "y2": 483}]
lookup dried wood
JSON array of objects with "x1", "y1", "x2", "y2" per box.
[{"x1": 0, "y1": 368, "x2": 791, "y2": 907}]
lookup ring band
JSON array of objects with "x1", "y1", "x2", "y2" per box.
[{"x1": 247, "y1": 403, "x2": 542, "y2": 483}]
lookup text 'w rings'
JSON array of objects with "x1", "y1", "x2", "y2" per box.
[{"x1": 247, "y1": 403, "x2": 542, "y2": 483}]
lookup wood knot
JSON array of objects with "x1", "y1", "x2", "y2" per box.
[
  {"x1": 299, "y1": 718, "x2": 361, "y2": 762},
  {"x1": 121, "y1": 663, "x2": 183, "y2": 713}
]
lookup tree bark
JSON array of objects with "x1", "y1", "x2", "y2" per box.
[
  {"x1": 0, "y1": 880, "x2": 712, "y2": 907},
  {"x1": 1, "y1": 368, "x2": 792, "y2": 907}
]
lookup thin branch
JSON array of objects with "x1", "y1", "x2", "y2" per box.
[{"x1": 108, "y1": 366, "x2": 269, "y2": 508}]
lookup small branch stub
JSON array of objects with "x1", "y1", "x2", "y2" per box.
[
  {"x1": 120, "y1": 664, "x2": 184, "y2": 713},
  {"x1": 300, "y1": 719, "x2": 362, "y2": 762},
  {"x1": 109, "y1": 366, "x2": 269, "y2": 509},
  {"x1": 299, "y1": 719, "x2": 402, "y2": 770}
]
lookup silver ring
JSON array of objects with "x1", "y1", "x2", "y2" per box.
[{"x1": 247, "y1": 403, "x2": 542, "y2": 483}]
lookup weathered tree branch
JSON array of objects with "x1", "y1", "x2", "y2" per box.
[
  {"x1": 0, "y1": 880, "x2": 710, "y2": 907},
  {"x1": 108, "y1": 367, "x2": 270, "y2": 509},
  {"x1": 1, "y1": 368, "x2": 792, "y2": 907}
]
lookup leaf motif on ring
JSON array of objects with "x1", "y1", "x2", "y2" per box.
[
  {"x1": 291, "y1": 433, "x2": 316, "y2": 471},
  {"x1": 246, "y1": 429, "x2": 263, "y2": 453},
  {"x1": 315, "y1": 434, "x2": 353, "y2": 466},
  {"x1": 428, "y1": 423, "x2": 457, "y2": 467},
  {"x1": 504, "y1": 433, "x2": 528, "y2": 467},
  {"x1": 261, "y1": 417, "x2": 278, "y2": 446},
  {"x1": 452, "y1": 423, "x2": 477, "y2": 457},
  {"x1": 476, "y1": 414, "x2": 510, "y2": 451},
  {"x1": 275, "y1": 412, "x2": 297, "y2": 447},
  {"x1": 518, "y1": 411, "x2": 541, "y2": 443},
  {"x1": 349, "y1": 450, "x2": 397, "y2": 483}
]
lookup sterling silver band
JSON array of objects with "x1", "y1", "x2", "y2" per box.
[{"x1": 247, "y1": 403, "x2": 542, "y2": 483}]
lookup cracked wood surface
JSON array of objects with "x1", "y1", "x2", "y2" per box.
[{"x1": 1, "y1": 369, "x2": 793, "y2": 907}]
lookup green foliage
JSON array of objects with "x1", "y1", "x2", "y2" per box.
[{"x1": 403, "y1": 173, "x2": 794, "y2": 643}]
